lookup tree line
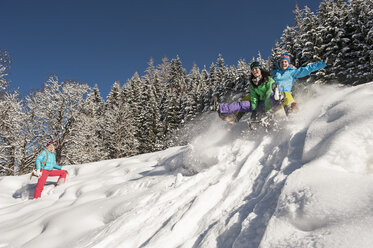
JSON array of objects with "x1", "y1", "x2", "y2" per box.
[{"x1": 1, "y1": 0, "x2": 372, "y2": 176}]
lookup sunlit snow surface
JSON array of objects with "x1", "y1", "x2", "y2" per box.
[{"x1": 1, "y1": 83, "x2": 373, "y2": 248}]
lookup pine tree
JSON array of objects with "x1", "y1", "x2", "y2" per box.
[
  {"x1": 367, "y1": 1, "x2": 373, "y2": 78},
  {"x1": 63, "y1": 85, "x2": 108, "y2": 164},
  {"x1": 103, "y1": 81, "x2": 137, "y2": 158},
  {"x1": 169, "y1": 56, "x2": 187, "y2": 96},
  {"x1": 234, "y1": 59, "x2": 250, "y2": 98},
  {"x1": 214, "y1": 54, "x2": 229, "y2": 100},
  {"x1": 157, "y1": 57, "x2": 171, "y2": 124},
  {"x1": 0, "y1": 49, "x2": 11, "y2": 91},
  {"x1": 270, "y1": 41, "x2": 285, "y2": 70},
  {"x1": 292, "y1": 4, "x2": 305, "y2": 67},
  {"x1": 344, "y1": 0, "x2": 373, "y2": 84},
  {"x1": 318, "y1": 0, "x2": 350, "y2": 83},
  {"x1": 184, "y1": 64, "x2": 201, "y2": 120}
]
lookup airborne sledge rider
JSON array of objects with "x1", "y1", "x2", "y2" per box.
[
  {"x1": 215, "y1": 61, "x2": 283, "y2": 124},
  {"x1": 33, "y1": 141, "x2": 67, "y2": 199},
  {"x1": 272, "y1": 53, "x2": 326, "y2": 114}
]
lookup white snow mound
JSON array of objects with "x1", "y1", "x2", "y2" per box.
[{"x1": 1, "y1": 83, "x2": 373, "y2": 248}]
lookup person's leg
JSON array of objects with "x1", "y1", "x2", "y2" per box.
[
  {"x1": 219, "y1": 101, "x2": 251, "y2": 114},
  {"x1": 281, "y1": 92, "x2": 297, "y2": 115},
  {"x1": 48, "y1": 170, "x2": 67, "y2": 185},
  {"x1": 281, "y1": 92, "x2": 295, "y2": 108},
  {"x1": 269, "y1": 93, "x2": 284, "y2": 112},
  {"x1": 34, "y1": 170, "x2": 50, "y2": 199}
]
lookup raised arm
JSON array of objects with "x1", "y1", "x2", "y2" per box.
[{"x1": 292, "y1": 61, "x2": 327, "y2": 79}]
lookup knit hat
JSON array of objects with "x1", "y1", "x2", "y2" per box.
[
  {"x1": 279, "y1": 53, "x2": 291, "y2": 63},
  {"x1": 250, "y1": 61, "x2": 262, "y2": 70}
]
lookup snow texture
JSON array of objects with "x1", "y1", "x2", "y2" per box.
[{"x1": 1, "y1": 83, "x2": 373, "y2": 248}]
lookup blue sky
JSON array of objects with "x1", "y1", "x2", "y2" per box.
[{"x1": 2, "y1": 0, "x2": 322, "y2": 98}]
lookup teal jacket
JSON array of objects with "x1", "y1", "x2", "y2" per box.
[
  {"x1": 272, "y1": 61, "x2": 326, "y2": 93},
  {"x1": 250, "y1": 76, "x2": 275, "y2": 112},
  {"x1": 35, "y1": 148, "x2": 62, "y2": 171}
]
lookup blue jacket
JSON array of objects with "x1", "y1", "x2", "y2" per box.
[
  {"x1": 35, "y1": 148, "x2": 62, "y2": 171},
  {"x1": 272, "y1": 61, "x2": 326, "y2": 93}
]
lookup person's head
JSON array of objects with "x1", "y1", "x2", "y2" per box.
[
  {"x1": 46, "y1": 140, "x2": 55, "y2": 152},
  {"x1": 250, "y1": 61, "x2": 262, "y2": 78},
  {"x1": 279, "y1": 53, "x2": 291, "y2": 70}
]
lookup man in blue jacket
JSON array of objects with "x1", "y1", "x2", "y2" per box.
[
  {"x1": 33, "y1": 141, "x2": 67, "y2": 199},
  {"x1": 272, "y1": 53, "x2": 326, "y2": 114}
]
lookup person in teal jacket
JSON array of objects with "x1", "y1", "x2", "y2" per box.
[
  {"x1": 272, "y1": 53, "x2": 326, "y2": 113},
  {"x1": 33, "y1": 141, "x2": 67, "y2": 199}
]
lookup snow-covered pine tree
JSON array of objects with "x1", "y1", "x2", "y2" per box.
[
  {"x1": 255, "y1": 52, "x2": 268, "y2": 70},
  {"x1": 209, "y1": 63, "x2": 218, "y2": 96},
  {"x1": 233, "y1": 59, "x2": 250, "y2": 99},
  {"x1": 63, "y1": 85, "x2": 108, "y2": 164},
  {"x1": 300, "y1": 6, "x2": 326, "y2": 83},
  {"x1": 121, "y1": 78, "x2": 140, "y2": 156},
  {"x1": 184, "y1": 63, "x2": 201, "y2": 120},
  {"x1": 317, "y1": 0, "x2": 350, "y2": 82},
  {"x1": 223, "y1": 66, "x2": 236, "y2": 101},
  {"x1": 160, "y1": 56, "x2": 187, "y2": 141},
  {"x1": 292, "y1": 4, "x2": 305, "y2": 67},
  {"x1": 270, "y1": 41, "x2": 285, "y2": 70},
  {"x1": 200, "y1": 67, "x2": 213, "y2": 112},
  {"x1": 164, "y1": 93, "x2": 181, "y2": 147},
  {"x1": 366, "y1": 2, "x2": 373, "y2": 77},
  {"x1": 157, "y1": 57, "x2": 171, "y2": 123},
  {"x1": 0, "y1": 49, "x2": 11, "y2": 91},
  {"x1": 103, "y1": 81, "x2": 120, "y2": 158},
  {"x1": 279, "y1": 26, "x2": 296, "y2": 62},
  {"x1": 119, "y1": 86, "x2": 138, "y2": 157},
  {"x1": 103, "y1": 81, "x2": 137, "y2": 158},
  {"x1": 143, "y1": 58, "x2": 165, "y2": 151},
  {"x1": 344, "y1": 0, "x2": 373, "y2": 84},
  {"x1": 214, "y1": 54, "x2": 229, "y2": 100},
  {"x1": 169, "y1": 56, "x2": 187, "y2": 96},
  {"x1": 136, "y1": 77, "x2": 158, "y2": 153},
  {"x1": 149, "y1": 83, "x2": 165, "y2": 151}
]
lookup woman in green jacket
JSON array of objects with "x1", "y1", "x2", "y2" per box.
[{"x1": 217, "y1": 61, "x2": 282, "y2": 123}]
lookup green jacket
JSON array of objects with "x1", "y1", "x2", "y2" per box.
[{"x1": 249, "y1": 76, "x2": 275, "y2": 112}]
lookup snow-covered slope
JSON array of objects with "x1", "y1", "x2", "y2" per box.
[{"x1": 1, "y1": 83, "x2": 373, "y2": 248}]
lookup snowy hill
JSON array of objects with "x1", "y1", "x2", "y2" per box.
[{"x1": 1, "y1": 83, "x2": 373, "y2": 248}]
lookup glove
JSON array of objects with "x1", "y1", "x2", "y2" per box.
[{"x1": 34, "y1": 169, "x2": 42, "y2": 178}]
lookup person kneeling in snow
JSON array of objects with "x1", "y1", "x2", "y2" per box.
[
  {"x1": 33, "y1": 141, "x2": 67, "y2": 199},
  {"x1": 272, "y1": 53, "x2": 326, "y2": 114},
  {"x1": 215, "y1": 61, "x2": 283, "y2": 124}
]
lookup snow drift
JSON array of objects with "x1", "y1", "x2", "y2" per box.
[{"x1": 0, "y1": 83, "x2": 373, "y2": 248}]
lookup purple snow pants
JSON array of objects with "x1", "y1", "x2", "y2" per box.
[
  {"x1": 219, "y1": 101, "x2": 251, "y2": 114},
  {"x1": 219, "y1": 93, "x2": 280, "y2": 115}
]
